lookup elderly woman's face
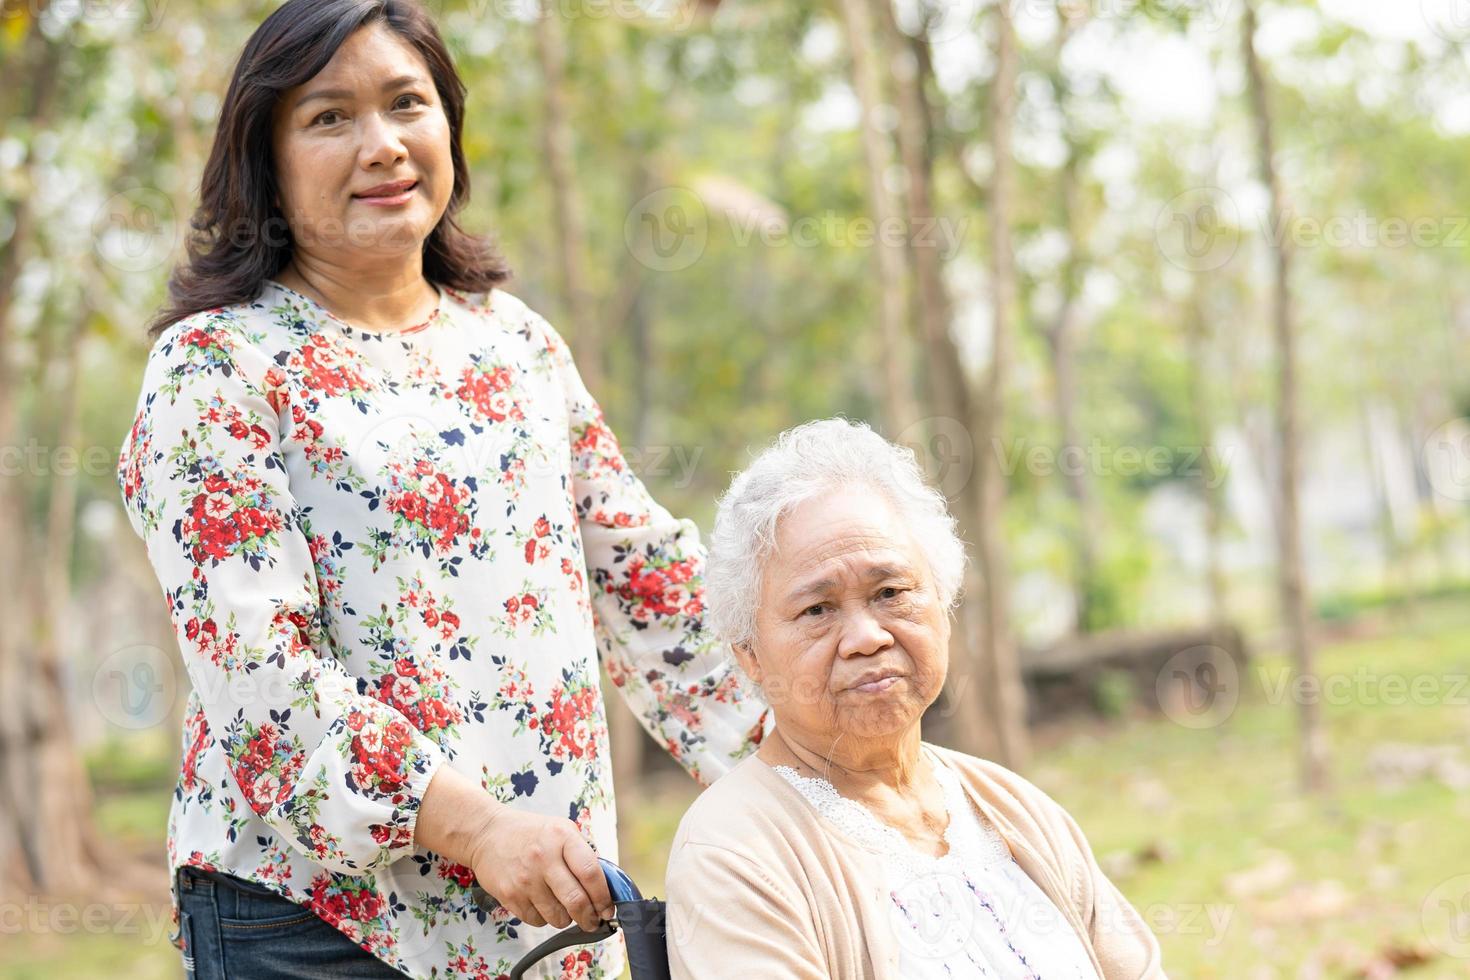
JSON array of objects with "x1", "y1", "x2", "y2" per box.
[
  {"x1": 270, "y1": 23, "x2": 452, "y2": 263},
  {"x1": 738, "y1": 488, "x2": 950, "y2": 744}
]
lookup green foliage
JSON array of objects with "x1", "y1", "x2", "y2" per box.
[{"x1": 1089, "y1": 667, "x2": 1136, "y2": 719}]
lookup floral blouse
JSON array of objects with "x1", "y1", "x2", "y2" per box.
[{"x1": 115, "y1": 278, "x2": 770, "y2": 980}]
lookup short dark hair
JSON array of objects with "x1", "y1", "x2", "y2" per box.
[{"x1": 148, "y1": 0, "x2": 510, "y2": 338}]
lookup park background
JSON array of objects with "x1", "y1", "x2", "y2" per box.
[{"x1": 4, "y1": 0, "x2": 1470, "y2": 975}]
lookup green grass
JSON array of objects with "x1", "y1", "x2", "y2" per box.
[
  {"x1": 8, "y1": 601, "x2": 1470, "y2": 978},
  {"x1": 1030, "y1": 600, "x2": 1470, "y2": 977}
]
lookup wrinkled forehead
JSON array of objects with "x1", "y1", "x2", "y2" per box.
[{"x1": 765, "y1": 492, "x2": 925, "y2": 590}]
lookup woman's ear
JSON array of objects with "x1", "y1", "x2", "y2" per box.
[{"x1": 731, "y1": 639, "x2": 761, "y2": 686}]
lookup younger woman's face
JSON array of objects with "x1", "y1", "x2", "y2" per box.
[{"x1": 270, "y1": 22, "x2": 452, "y2": 268}]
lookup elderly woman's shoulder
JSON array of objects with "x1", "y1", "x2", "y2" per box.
[
  {"x1": 924, "y1": 741, "x2": 1081, "y2": 831},
  {"x1": 670, "y1": 754, "x2": 805, "y2": 853}
]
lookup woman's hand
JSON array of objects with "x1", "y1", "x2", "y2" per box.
[
  {"x1": 468, "y1": 805, "x2": 614, "y2": 932},
  {"x1": 415, "y1": 764, "x2": 612, "y2": 933}
]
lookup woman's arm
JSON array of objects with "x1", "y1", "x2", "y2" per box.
[
  {"x1": 415, "y1": 764, "x2": 612, "y2": 932},
  {"x1": 1053, "y1": 800, "x2": 1169, "y2": 979},
  {"x1": 118, "y1": 313, "x2": 447, "y2": 875},
  {"x1": 522, "y1": 305, "x2": 771, "y2": 787},
  {"x1": 665, "y1": 840, "x2": 829, "y2": 980}
]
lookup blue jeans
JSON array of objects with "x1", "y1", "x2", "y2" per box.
[{"x1": 175, "y1": 866, "x2": 406, "y2": 979}]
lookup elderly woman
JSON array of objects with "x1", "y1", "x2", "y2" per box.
[
  {"x1": 665, "y1": 418, "x2": 1166, "y2": 979},
  {"x1": 114, "y1": 1, "x2": 767, "y2": 977}
]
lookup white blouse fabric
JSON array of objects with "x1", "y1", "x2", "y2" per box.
[
  {"x1": 772, "y1": 747, "x2": 1101, "y2": 979},
  {"x1": 115, "y1": 279, "x2": 770, "y2": 980}
]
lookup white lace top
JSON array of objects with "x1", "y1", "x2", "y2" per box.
[{"x1": 772, "y1": 748, "x2": 1100, "y2": 979}]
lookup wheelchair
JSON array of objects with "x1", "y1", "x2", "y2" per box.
[{"x1": 475, "y1": 858, "x2": 671, "y2": 980}]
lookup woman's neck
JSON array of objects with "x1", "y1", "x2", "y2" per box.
[
  {"x1": 762, "y1": 724, "x2": 927, "y2": 799},
  {"x1": 764, "y1": 724, "x2": 950, "y2": 856},
  {"x1": 275, "y1": 258, "x2": 438, "y2": 334}
]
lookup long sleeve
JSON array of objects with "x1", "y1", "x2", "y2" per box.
[
  {"x1": 1055, "y1": 799, "x2": 1169, "y2": 979},
  {"x1": 665, "y1": 841, "x2": 829, "y2": 980},
  {"x1": 523, "y1": 308, "x2": 770, "y2": 788},
  {"x1": 116, "y1": 313, "x2": 447, "y2": 875}
]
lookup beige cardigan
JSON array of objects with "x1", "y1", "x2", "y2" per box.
[{"x1": 664, "y1": 741, "x2": 1167, "y2": 979}]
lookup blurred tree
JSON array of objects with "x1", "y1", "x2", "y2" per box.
[
  {"x1": 971, "y1": 0, "x2": 1029, "y2": 770},
  {"x1": 1037, "y1": 4, "x2": 1105, "y2": 633},
  {"x1": 0, "y1": 3, "x2": 108, "y2": 899},
  {"x1": 1242, "y1": 0, "x2": 1328, "y2": 792},
  {"x1": 836, "y1": 0, "x2": 917, "y2": 431},
  {"x1": 534, "y1": 0, "x2": 600, "y2": 391}
]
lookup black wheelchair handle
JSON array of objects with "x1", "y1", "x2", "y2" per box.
[{"x1": 475, "y1": 858, "x2": 670, "y2": 980}]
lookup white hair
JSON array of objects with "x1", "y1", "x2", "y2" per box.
[{"x1": 705, "y1": 417, "x2": 967, "y2": 652}]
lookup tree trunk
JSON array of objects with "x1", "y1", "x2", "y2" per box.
[
  {"x1": 1185, "y1": 229, "x2": 1229, "y2": 626},
  {"x1": 869, "y1": 0, "x2": 990, "y2": 754},
  {"x1": 606, "y1": 174, "x2": 652, "y2": 819},
  {"x1": 1357, "y1": 399, "x2": 1399, "y2": 597},
  {"x1": 970, "y1": 0, "x2": 1029, "y2": 770},
  {"x1": 534, "y1": 0, "x2": 600, "y2": 392},
  {"x1": 836, "y1": 0, "x2": 918, "y2": 433},
  {"x1": 27, "y1": 305, "x2": 109, "y2": 895},
  {"x1": 1039, "y1": 10, "x2": 1102, "y2": 634},
  {"x1": 1242, "y1": 0, "x2": 1329, "y2": 793},
  {"x1": 871, "y1": 0, "x2": 969, "y2": 437},
  {"x1": 0, "y1": 15, "x2": 111, "y2": 899},
  {"x1": 0, "y1": 16, "x2": 56, "y2": 896}
]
